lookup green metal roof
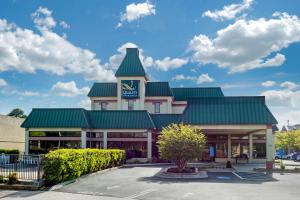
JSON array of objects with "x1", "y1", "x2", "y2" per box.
[
  {"x1": 21, "y1": 109, "x2": 155, "y2": 129},
  {"x1": 21, "y1": 108, "x2": 90, "y2": 128},
  {"x1": 88, "y1": 83, "x2": 117, "y2": 97},
  {"x1": 150, "y1": 114, "x2": 181, "y2": 131},
  {"x1": 171, "y1": 87, "x2": 224, "y2": 101},
  {"x1": 115, "y1": 48, "x2": 146, "y2": 77},
  {"x1": 181, "y1": 97, "x2": 278, "y2": 125},
  {"x1": 88, "y1": 110, "x2": 155, "y2": 129},
  {"x1": 146, "y1": 82, "x2": 173, "y2": 97}
]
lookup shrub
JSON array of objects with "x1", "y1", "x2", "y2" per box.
[
  {"x1": 0, "y1": 149, "x2": 19, "y2": 155},
  {"x1": 280, "y1": 160, "x2": 285, "y2": 170},
  {"x1": 43, "y1": 149, "x2": 125, "y2": 185},
  {"x1": 157, "y1": 123, "x2": 206, "y2": 172},
  {"x1": 7, "y1": 173, "x2": 18, "y2": 184},
  {"x1": 0, "y1": 175, "x2": 5, "y2": 183}
]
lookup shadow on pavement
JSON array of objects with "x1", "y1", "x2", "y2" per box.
[{"x1": 136, "y1": 171, "x2": 278, "y2": 185}]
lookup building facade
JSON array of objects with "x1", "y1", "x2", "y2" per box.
[
  {"x1": 0, "y1": 115, "x2": 25, "y2": 153},
  {"x1": 21, "y1": 48, "x2": 277, "y2": 167}
]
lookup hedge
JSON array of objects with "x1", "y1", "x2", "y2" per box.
[
  {"x1": 42, "y1": 149, "x2": 126, "y2": 185},
  {"x1": 0, "y1": 149, "x2": 19, "y2": 154}
]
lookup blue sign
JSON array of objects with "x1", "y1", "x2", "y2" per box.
[
  {"x1": 121, "y1": 80, "x2": 139, "y2": 98},
  {"x1": 210, "y1": 146, "x2": 215, "y2": 157}
]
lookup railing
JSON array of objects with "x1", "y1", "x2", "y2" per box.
[{"x1": 0, "y1": 154, "x2": 43, "y2": 183}]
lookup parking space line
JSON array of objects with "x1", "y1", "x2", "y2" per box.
[{"x1": 126, "y1": 188, "x2": 157, "y2": 199}]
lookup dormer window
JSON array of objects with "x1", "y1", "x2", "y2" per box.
[
  {"x1": 154, "y1": 102, "x2": 160, "y2": 113},
  {"x1": 101, "y1": 102, "x2": 107, "y2": 110},
  {"x1": 128, "y1": 100, "x2": 134, "y2": 110}
]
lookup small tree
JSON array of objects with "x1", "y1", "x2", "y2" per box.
[
  {"x1": 276, "y1": 130, "x2": 300, "y2": 153},
  {"x1": 157, "y1": 123, "x2": 206, "y2": 172},
  {"x1": 7, "y1": 108, "x2": 27, "y2": 118}
]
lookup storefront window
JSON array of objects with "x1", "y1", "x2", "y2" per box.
[
  {"x1": 216, "y1": 142, "x2": 227, "y2": 158},
  {"x1": 253, "y1": 143, "x2": 266, "y2": 158},
  {"x1": 87, "y1": 141, "x2": 103, "y2": 149},
  {"x1": 231, "y1": 135, "x2": 249, "y2": 158},
  {"x1": 87, "y1": 132, "x2": 103, "y2": 138},
  {"x1": 29, "y1": 131, "x2": 81, "y2": 137},
  {"x1": 253, "y1": 134, "x2": 266, "y2": 159},
  {"x1": 108, "y1": 141, "x2": 147, "y2": 158},
  {"x1": 108, "y1": 132, "x2": 147, "y2": 138}
]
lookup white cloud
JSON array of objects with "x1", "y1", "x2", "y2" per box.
[
  {"x1": 0, "y1": 7, "x2": 115, "y2": 82},
  {"x1": 202, "y1": 0, "x2": 253, "y2": 21},
  {"x1": 107, "y1": 42, "x2": 154, "y2": 69},
  {"x1": 189, "y1": 12, "x2": 300, "y2": 73},
  {"x1": 262, "y1": 88, "x2": 300, "y2": 127},
  {"x1": 32, "y1": 6, "x2": 56, "y2": 31},
  {"x1": 172, "y1": 74, "x2": 195, "y2": 81},
  {"x1": 262, "y1": 81, "x2": 276, "y2": 87},
  {"x1": 280, "y1": 81, "x2": 299, "y2": 90},
  {"x1": 0, "y1": 78, "x2": 7, "y2": 87},
  {"x1": 59, "y1": 21, "x2": 70, "y2": 29},
  {"x1": 196, "y1": 73, "x2": 215, "y2": 84},
  {"x1": 20, "y1": 91, "x2": 40, "y2": 97},
  {"x1": 79, "y1": 99, "x2": 91, "y2": 109},
  {"x1": 155, "y1": 57, "x2": 188, "y2": 71},
  {"x1": 51, "y1": 81, "x2": 90, "y2": 97},
  {"x1": 118, "y1": 1, "x2": 155, "y2": 27}
]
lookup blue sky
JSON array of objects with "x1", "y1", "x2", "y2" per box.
[{"x1": 0, "y1": 0, "x2": 300, "y2": 127}]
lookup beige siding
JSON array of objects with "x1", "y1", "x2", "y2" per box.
[{"x1": 0, "y1": 115, "x2": 25, "y2": 153}]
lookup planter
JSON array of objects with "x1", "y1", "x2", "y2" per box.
[{"x1": 156, "y1": 167, "x2": 208, "y2": 179}]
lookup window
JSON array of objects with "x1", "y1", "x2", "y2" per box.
[
  {"x1": 128, "y1": 100, "x2": 134, "y2": 110},
  {"x1": 154, "y1": 102, "x2": 160, "y2": 113},
  {"x1": 100, "y1": 102, "x2": 107, "y2": 110}
]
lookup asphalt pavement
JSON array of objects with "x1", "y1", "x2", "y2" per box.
[{"x1": 1, "y1": 165, "x2": 300, "y2": 200}]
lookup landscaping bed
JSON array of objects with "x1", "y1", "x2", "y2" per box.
[{"x1": 43, "y1": 149, "x2": 125, "y2": 185}]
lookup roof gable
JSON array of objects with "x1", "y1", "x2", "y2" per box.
[
  {"x1": 171, "y1": 87, "x2": 224, "y2": 101},
  {"x1": 21, "y1": 109, "x2": 155, "y2": 129},
  {"x1": 115, "y1": 48, "x2": 146, "y2": 77},
  {"x1": 145, "y1": 82, "x2": 173, "y2": 97},
  {"x1": 182, "y1": 97, "x2": 278, "y2": 125},
  {"x1": 88, "y1": 82, "x2": 117, "y2": 97},
  {"x1": 21, "y1": 108, "x2": 90, "y2": 128}
]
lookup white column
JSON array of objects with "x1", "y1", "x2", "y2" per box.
[
  {"x1": 25, "y1": 129, "x2": 29, "y2": 155},
  {"x1": 266, "y1": 128, "x2": 275, "y2": 169},
  {"x1": 81, "y1": 130, "x2": 87, "y2": 148},
  {"x1": 147, "y1": 131, "x2": 152, "y2": 160},
  {"x1": 103, "y1": 131, "x2": 108, "y2": 149},
  {"x1": 227, "y1": 134, "x2": 231, "y2": 160},
  {"x1": 249, "y1": 133, "x2": 253, "y2": 163}
]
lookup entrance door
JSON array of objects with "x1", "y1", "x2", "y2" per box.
[{"x1": 202, "y1": 143, "x2": 215, "y2": 161}]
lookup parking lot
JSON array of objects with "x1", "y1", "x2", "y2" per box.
[{"x1": 54, "y1": 165, "x2": 300, "y2": 200}]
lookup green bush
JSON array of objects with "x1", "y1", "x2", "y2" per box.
[
  {"x1": 7, "y1": 172, "x2": 18, "y2": 185},
  {"x1": 0, "y1": 149, "x2": 19, "y2": 154},
  {"x1": 0, "y1": 175, "x2": 5, "y2": 183},
  {"x1": 43, "y1": 149, "x2": 125, "y2": 185}
]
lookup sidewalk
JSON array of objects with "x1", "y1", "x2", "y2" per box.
[
  {"x1": 0, "y1": 190, "x2": 132, "y2": 200},
  {"x1": 232, "y1": 163, "x2": 265, "y2": 172}
]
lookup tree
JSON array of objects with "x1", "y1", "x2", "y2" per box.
[
  {"x1": 275, "y1": 130, "x2": 300, "y2": 153},
  {"x1": 157, "y1": 123, "x2": 206, "y2": 172},
  {"x1": 7, "y1": 108, "x2": 27, "y2": 118}
]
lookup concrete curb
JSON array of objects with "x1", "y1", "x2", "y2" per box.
[
  {"x1": 49, "y1": 166, "x2": 121, "y2": 191},
  {"x1": 122, "y1": 163, "x2": 173, "y2": 167},
  {"x1": 154, "y1": 167, "x2": 208, "y2": 179}
]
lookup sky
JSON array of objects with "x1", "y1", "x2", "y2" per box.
[{"x1": 0, "y1": 0, "x2": 300, "y2": 128}]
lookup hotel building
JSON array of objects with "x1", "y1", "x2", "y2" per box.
[{"x1": 21, "y1": 48, "x2": 277, "y2": 168}]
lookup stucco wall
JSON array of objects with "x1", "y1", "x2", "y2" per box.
[{"x1": 0, "y1": 115, "x2": 25, "y2": 153}]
